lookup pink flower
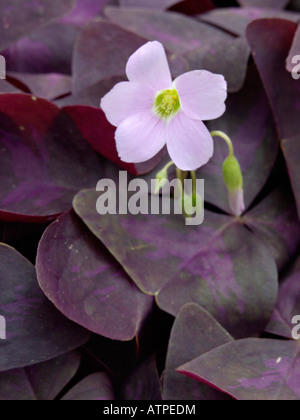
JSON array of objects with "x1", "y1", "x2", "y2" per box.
[{"x1": 100, "y1": 41, "x2": 227, "y2": 171}]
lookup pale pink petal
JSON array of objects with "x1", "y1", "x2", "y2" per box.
[
  {"x1": 174, "y1": 70, "x2": 227, "y2": 121},
  {"x1": 126, "y1": 41, "x2": 172, "y2": 91},
  {"x1": 115, "y1": 111, "x2": 166, "y2": 163},
  {"x1": 229, "y1": 188, "x2": 245, "y2": 217},
  {"x1": 100, "y1": 81, "x2": 155, "y2": 127},
  {"x1": 166, "y1": 112, "x2": 213, "y2": 170}
]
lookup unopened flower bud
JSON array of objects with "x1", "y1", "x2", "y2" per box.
[{"x1": 223, "y1": 155, "x2": 245, "y2": 216}]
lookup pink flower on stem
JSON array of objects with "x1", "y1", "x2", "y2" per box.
[{"x1": 100, "y1": 41, "x2": 227, "y2": 171}]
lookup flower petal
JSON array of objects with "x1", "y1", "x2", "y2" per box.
[
  {"x1": 115, "y1": 111, "x2": 166, "y2": 163},
  {"x1": 126, "y1": 41, "x2": 172, "y2": 91},
  {"x1": 100, "y1": 81, "x2": 155, "y2": 127},
  {"x1": 229, "y1": 188, "x2": 245, "y2": 217},
  {"x1": 174, "y1": 70, "x2": 227, "y2": 121},
  {"x1": 166, "y1": 112, "x2": 214, "y2": 170}
]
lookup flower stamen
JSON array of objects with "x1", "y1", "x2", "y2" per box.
[{"x1": 153, "y1": 88, "x2": 180, "y2": 121}]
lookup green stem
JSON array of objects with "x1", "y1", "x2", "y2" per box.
[
  {"x1": 162, "y1": 160, "x2": 175, "y2": 172},
  {"x1": 211, "y1": 130, "x2": 234, "y2": 157},
  {"x1": 191, "y1": 170, "x2": 197, "y2": 206}
]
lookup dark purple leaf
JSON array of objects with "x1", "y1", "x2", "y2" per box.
[
  {"x1": 54, "y1": 76, "x2": 124, "y2": 108},
  {"x1": 122, "y1": 356, "x2": 163, "y2": 400},
  {"x1": 0, "y1": 243, "x2": 89, "y2": 372},
  {"x1": 200, "y1": 8, "x2": 300, "y2": 37},
  {"x1": 119, "y1": 0, "x2": 178, "y2": 9},
  {"x1": 3, "y1": 23, "x2": 79, "y2": 75},
  {"x1": 281, "y1": 136, "x2": 300, "y2": 220},
  {"x1": 0, "y1": 0, "x2": 76, "y2": 51},
  {"x1": 61, "y1": 373, "x2": 114, "y2": 400},
  {"x1": 8, "y1": 73, "x2": 72, "y2": 101},
  {"x1": 163, "y1": 304, "x2": 233, "y2": 400},
  {"x1": 267, "y1": 256, "x2": 300, "y2": 339},
  {"x1": 0, "y1": 94, "x2": 105, "y2": 222},
  {"x1": 72, "y1": 20, "x2": 189, "y2": 94},
  {"x1": 244, "y1": 182, "x2": 300, "y2": 270},
  {"x1": 178, "y1": 338, "x2": 300, "y2": 400},
  {"x1": 0, "y1": 80, "x2": 22, "y2": 93},
  {"x1": 286, "y1": 24, "x2": 300, "y2": 72},
  {"x1": 72, "y1": 21, "x2": 148, "y2": 94},
  {"x1": 247, "y1": 20, "x2": 300, "y2": 219},
  {"x1": 59, "y1": 0, "x2": 109, "y2": 25},
  {"x1": 198, "y1": 64, "x2": 278, "y2": 213},
  {"x1": 0, "y1": 351, "x2": 81, "y2": 400},
  {"x1": 184, "y1": 37, "x2": 250, "y2": 93},
  {"x1": 156, "y1": 221, "x2": 278, "y2": 339},
  {"x1": 168, "y1": 0, "x2": 215, "y2": 15},
  {"x1": 104, "y1": 7, "x2": 233, "y2": 54},
  {"x1": 246, "y1": 19, "x2": 300, "y2": 140},
  {"x1": 73, "y1": 190, "x2": 278, "y2": 338},
  {"x1": 36, "y1": 210, "x2": 153, "y2": 341},
  {"x1": 120, "y1": 0, "x2": 215, "y2": 15},
  {"x1": 237, "y1": 0, "x2": 290, "y2": 8}
]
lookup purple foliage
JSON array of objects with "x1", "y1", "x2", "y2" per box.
[{"x1": 1, "y1": 0, "x2": 300, "y2": 401}]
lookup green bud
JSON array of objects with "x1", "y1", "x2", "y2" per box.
[{"x1": 222, "y1": 155, "x2": 243, "y2": 193}]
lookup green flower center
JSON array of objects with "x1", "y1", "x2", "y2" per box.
[{"x1": 153, "y1": 88, "x2": 180, "y2": 121}]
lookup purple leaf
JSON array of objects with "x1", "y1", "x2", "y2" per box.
[
  {"x1": 0, "y1": 0, "x2": 76, "y2": 51},
  {"x1": 72, "y1": 21, "x2": 148, "y2": 94},
  {"x1": 104, "y1": 7, "x2": 233, "y2": 54},
  {"x1": 168, "y1": 0, "x2": 215, "y2": 15},
  {"x1": 73, "y1": 190, "x2": 278, "y2": 338},
  {"x1": 0, "y1": 80, "x2": 22, "y2": 93},
  {"x1": 247, "y1": 19, "x2": 300, "y2": 220},
  {"x1": 8, "y1": 73, "x2": 72, "y2": 101},
  {"x1": 0, "y1": 244, "x2": 89, "y2": 372},
  {"x1": 3, "y1": 23, "x2": 79, "y2": 75},
  {"x1": 184, "y1": 37, "x2": 250, "y2": 93},
  {"x1": 54, "y1": 76, "x2": 124, "y2": 108},
  {"x1": 286, "y1": 24, "x2": 300, "y2": 72},
  {"x1": 0, "y1": 351, "x2": 81, "y2": 400},
  {"x1": 267, "y1": 256, "x2": 300, "y2": 339},
  {"x1": 246, "y1": 19, "x2": 300, "y2": 140},
  {"x1": 178, "y1": 338, "x2": 300, "y2": 400},
  {"x1": 163, "y1": 304, "x2": 233, "y2": 400},
  {"x1": 72, "y1": 20, "x2": 189, "y2": 94},
  {"x1": 61, "y1": 373, "x2": 114, "y2": 400},
  {"x1": 198, "y1": 64, "x2": 278, "y2": 213},
  {"x1": 36, "y1": 210, "x2": 153, "y2": 341},
  {"x1": 119, "y1": 0, "x2": 179, "y2": 9},
  {"x1": 282, "y1": 136, "x2": 300, "y2": 220},
  {"x1": 244, "y1": 182, "x2": 300, "y2": 270},
  {"x1": 120, "y1": 0, "x2": 215, "y2": 15},
  {"x1": 59, "y1": 0, "x2": 109, "y2": 25},
  {"x1": 0, "y1": 94, "x2": 105, "y2": 222},
  {"x1": 122, "y1": 356, "x2": 163, "y2": 400},
  {"x1": 200, "y1": 8, "x2": 300, "y2": 37},
  {"x1": 237, "y1": 0, "x2": 290, "y2": 8}
]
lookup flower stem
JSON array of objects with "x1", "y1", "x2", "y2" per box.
[
  {"x1": 211, "y1": 130, "x2": 234, "y2": 157},
  {"x1": 162, "y1": 160, "x2": 175, "y2": 172},
  {"x1": 191, "y1": 170, "x2": 197, "y2": 206}
]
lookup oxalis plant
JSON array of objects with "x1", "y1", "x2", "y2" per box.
[{"x1": 0, "y1": 0, "x2": 300, "y2": 403}]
